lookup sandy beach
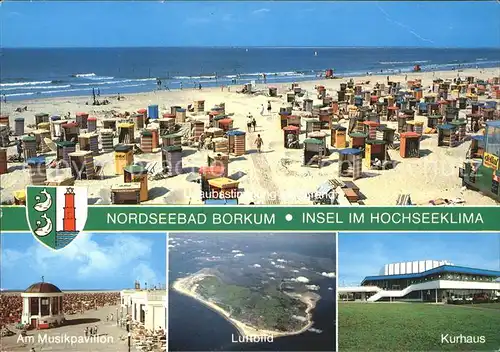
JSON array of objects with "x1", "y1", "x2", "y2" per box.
[
  {"x1": 1, "y1": 304, "x2": 128, "y2": 351},
  {"x1": 1, "y1": 67, "x2": 499, "y2": 205},
  {"x1": 172, "y1": 273, "x2": 316, "y2": 339}
]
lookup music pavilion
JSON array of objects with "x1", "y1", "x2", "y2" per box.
[
  {"x1": 21, "y1": 282, "x2": 65, "y2": 329},
  {"x1": 339, "y1": 260, "x2": 500, "y2": 302}
]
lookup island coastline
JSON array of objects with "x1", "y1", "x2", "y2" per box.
[{"x1": 172, "y1": 272, "x2": 317, "y2": 339}]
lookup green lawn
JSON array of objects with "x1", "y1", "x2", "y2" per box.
[{"x1": 339, "y1": 302, "x2": 500, "y2": 351}]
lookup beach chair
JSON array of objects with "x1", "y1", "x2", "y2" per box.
[{"x1": 94, "y1": 164, "x2": 104, "y2": 179}]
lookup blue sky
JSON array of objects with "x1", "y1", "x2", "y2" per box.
[
  {"x1": 1, "y1": 232, "x2": 166, "y2": 290},
  {"x1": 339, "y1": 232, "x2": 500, "y2": 285},
  {"x1": 1, "y1": 1, "x2": 499, "y2": 48}
]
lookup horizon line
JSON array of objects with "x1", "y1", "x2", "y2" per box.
[{"x1": 2, "y1": 45, "x2": 500, "y2": 50}]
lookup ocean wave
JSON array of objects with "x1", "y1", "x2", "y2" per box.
[
  {"x1": 72, "y1": 78, "x2": 156, "y2": 87},
  {"x1": 0, "y1": 80, "x2": 52, "y2": 88},
  {"x1": 379, "y1": 60, "x2": 429, "y2": 65},
  {"x1": 172, "y1": 71, "x2": 307, "y2": 81},
  {"x1": 476, "y1": 58, "x2": 487, "y2": 61},
  {"x1": 41, "y1": 88, "x2": 90, "y2": 95},
  {"x1": 4, "y1": 92, "x2": 36, "y2": 97},
  {"x1": 1, "y1": 84, "x2": 71, "y2": 92},
  {"x1": 86, "y1": 76, "x2": 115, "y2": 81},
  {"x1": 132, "y1": 78, "x2": 156, "y2": 82},
  {"x1": 72, "y1": 73, "x2": 96, "y2": 78},
  {"x1": 38, "y1": 83, "x2": 149, "y2": 95},
  {"x1": 423, "y1": 59, "x2": 500, "y2": 70},
  {"x1": 173, "y1": 75, "x2": 217, "y2": 80},
  {"x1": 114, "y1": 83, "x2": 148, "y2": 89}
]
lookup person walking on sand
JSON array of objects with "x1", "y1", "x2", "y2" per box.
[
  {"x1": 267, "y1": 101, "x2": 272, "y2": 115},
  {"x1": 247, "y1": 114, "x2": 253, "y2": 132},
  {"x1": 252, "y1": 116, "x2": 257, "y2": 132},
  {"x1": 255, "y1": 134, "x2": 263, "y2": 153},
  {"x1": 180, "y1": 82, "x2": 183, "y2": 90},
  {"x1": 260, "y1": 104, "x2": 264, "y2": 116},
  {"x1": 15, "y1": 138, "x2": 23, "y2": 160}
]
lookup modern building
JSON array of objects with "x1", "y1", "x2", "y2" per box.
[
  {"x1": 120, "y1": 282, "x2": 166, "y2": 331},
  {"x1": 339, "y1": 260, "x2": 500, "y2": 303},
  {"x1": 21, "y1": 282, "x2": 65, "y2": 328}
]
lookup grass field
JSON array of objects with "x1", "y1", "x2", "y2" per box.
[{"x1": 339, "y1": 302, "x2": 500, "y2": 351}]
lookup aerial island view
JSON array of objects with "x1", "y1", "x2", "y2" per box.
[{"x1": 168, "y1": 232, "x2": 336, "y2": 351}]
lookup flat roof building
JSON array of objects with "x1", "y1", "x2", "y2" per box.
[
  {"x1": 120, "y1": 282, "x2": 166, "y2": 331},
  {"x1": 339, "y1": 260, "x2": 500, "y2": 303}
]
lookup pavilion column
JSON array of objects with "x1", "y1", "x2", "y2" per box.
[
  {"x1": 49, "y1": 297, "x2": 52, "y2": 316},
  {"x1": 38, "y1": 298, "x2": 41, "y2": 317}
]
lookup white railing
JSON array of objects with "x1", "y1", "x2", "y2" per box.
[{"x1": 367, "y1": 280, "x2": 500, "y2": 302}]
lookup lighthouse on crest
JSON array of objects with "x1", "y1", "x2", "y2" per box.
[{"x1": 63, "y1": 188, "x2": 76, "y2": 232}]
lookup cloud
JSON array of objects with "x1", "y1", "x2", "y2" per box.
[
  {"x1": 1, "y1": 233, "x2": 162, "y2": 289},
  {"x1": 232, "y1": 250, "x2": 241, "y2": 253},
  {"x1": 253, "y1": 264, "x2": 261, "y2": 268},
  {"x1": 321, "y1": 272, "x2": 336, "y2": 278},
  {"x1": 306, "y1": 284, "x2": 320, "y2": 291},
  {"x1": 132, "y1": 263, "x2": 159, "y2": 286},
  {"x1": 234, "y1": 253, "x2": 245, "y2": 258},
  {"x1": 292, "y1": 276, "x2": 309, "y2": 283},
  {"x1": 252, "y1": 8, "x2": 270, "y2": 15}
]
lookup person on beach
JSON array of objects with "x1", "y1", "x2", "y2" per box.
[
  {"x1": 2, "y1": 94, "x2": 6, "y2": 103},
  {"x1": 260, "y1": 104, "x2": 264, "y2": 116},
  {"x1": 255, "y1": 134, "x2": 263, "y2": 153},
  {"x1": 97, "y1": 88, "x2": 100, "y2": 97},
  {"x1": 198, "y1": 130, "x2": 207, "y2": 150},
  {"x1": 267, "y1": 101, "x2": 272, "y2": 115},
  {"x1": 247, "y1": 114, "x2": 253, "y2": 131},
  {"x1": 252, "y1": 116, "x2": 257, "y2": 132},
  {"x1": 199, "y1": 83, "x2": 202, "y2": 90},
  {"x1": 180, "y1": 82, "x2": 183, "y2": 90},
  {"x1": 15, "y1": 138, "x2": 23, "y2": 160}
]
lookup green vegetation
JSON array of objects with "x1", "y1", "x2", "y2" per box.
[
  {"x1": 339, "y1": 302, "x2": 500, "y2": 351},
  {"x1": 196, "y1": 276, "x2": 308, "y2": 332}
]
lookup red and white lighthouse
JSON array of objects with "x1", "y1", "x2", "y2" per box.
[{"x1": 63, "y1": 188, "x2": 76, "y2": 232}]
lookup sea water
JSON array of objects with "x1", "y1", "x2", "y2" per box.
[{"x1": 2, "y1": 47, "x2": 499, "y2": 101}]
